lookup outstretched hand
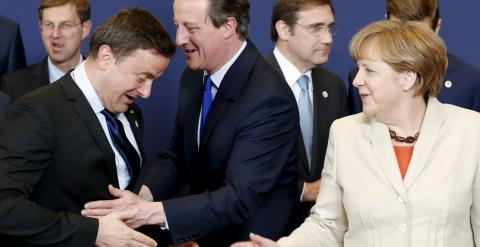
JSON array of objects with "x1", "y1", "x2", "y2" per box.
[
  {"x1": 82, "y1": 184, "x2": 165, "y2": 228},
  {"x1": 96, "y1": 209, "x2": 157, "y2": 247},
  {"x1": 231, "y1": 233, "x2": 279, "y2": 247}
]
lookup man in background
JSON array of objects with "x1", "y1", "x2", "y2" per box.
[
  {"x1": 348, "y1": 0, "x2": 480, "y2": 113},
  {"x1": 264, "y1": 0, "x2": 347, "y2": 230},
  {"x1": 0, "y1": 8, "x2": 175, "y2": 246},
  {"x1": 1, "y1": 0, "x2": 91, "y2": 100}
]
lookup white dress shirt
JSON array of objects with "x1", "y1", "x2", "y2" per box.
[{"x1": 71, "y1": 61, "x2": 141, "y2": 189}]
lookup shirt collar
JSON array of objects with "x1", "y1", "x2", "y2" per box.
[
  {"x1": 70, "y1": 61, "x2": 105, "y2": 114},
  {"x1": 48, "y1": 54, "x2": 83, "y2": 83},
  {"x1": 273, "y1": 46, "x2": 312, "y2": 86}
]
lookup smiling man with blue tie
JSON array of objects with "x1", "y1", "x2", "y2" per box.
[
  {"x1": 82, "y1": 0, "x2": 300, "y2": 246},
  {"x1": 0, "y1": 8, "x2": 175, "y2": 247}
]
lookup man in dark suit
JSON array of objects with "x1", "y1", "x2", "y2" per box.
[
  {"x1": 0, "y1": 0, "x2": 92, "y2": 100},
  {"x1": 0, "y1": 9, "x2": 175, "y2": 246},
  {"x1": 82, "y1": 0, "x2": 299, "y2": 246},
  {"x1": 0, "y1": 15, "x2": 26, "y2": 77},
  {"x1": 348, "y1": 0, "x2": 480, "y2": 113},
  {"x1": 264, "y1": 0, "x2": 348, "y2": 229}
]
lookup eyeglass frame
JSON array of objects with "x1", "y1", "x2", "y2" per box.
[
  {"x1": 294, "y1": 22, "x2": 338, "y2": 37},
  {"x1": 40, "y1": 21, "x2": 82, "y2": 32}
]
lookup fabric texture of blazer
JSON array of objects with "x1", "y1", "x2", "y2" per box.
[
  {"x1": 0, "y1": 73, "x2": 144, "y2": 246},
  {"x1": 278, "y1": 98, "x2": 480, "y2": 247},
  {"x1": 264, "y1": 51, "x2": 348, "y2": 227},
  {"x1": 142, "y1": 41, "x2": 300, "y2": 246},
  {"x1": 0, "y1": 57, "x2": 49, "y2": 100},
  {"x1": 0, "y1": 15, "x2": 26, "y2": 77},
  {"x1": 348, "y1": 53, "x2": 480, "y2": 113}
]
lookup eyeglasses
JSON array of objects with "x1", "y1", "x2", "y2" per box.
[
  {"x1": 41, "y1": 21, "x2": 81, "y2": 32},
  {"x1": 294, "y1": 23, "x2": 338, "y2": 37}
]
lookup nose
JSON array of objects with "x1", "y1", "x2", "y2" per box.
[
  {"x1": 51, "y1": 26, "x2": 62, "y2": 38},
  {"x1": 320, "y1": 31, "x2": 333, "y2": 45},
  {"x1": 137, "y1": 80, "x2": 153, "y2": 99},
  {"x1": 352, "y1": 69, "x2": 364, "y2": 88},
  {"x1": 175, "y1": 27, "x2": 188, "y2": 46}
]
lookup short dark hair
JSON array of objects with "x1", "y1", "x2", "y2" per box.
[
  {"x1": 271, "y1": 0, "x2": 333, "y2": 42},
  {"x1": 39, "y1": 0, "x2": 91, "y2": 23},
  {"x1": 386, "y1": 0, "x2": 440, "y2": 30},
  {"x1": 88, "y1": 8, "x2": 175, "y2": 61},
  {"x1": 207, "y1": 0, "x2": 250, "y2": 40}
]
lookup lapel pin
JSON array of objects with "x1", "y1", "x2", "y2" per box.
[
  {"x1": 135, "y1": 121, "x2": 139, "y2": 128},
  {"x1": 322, "y1": 91, "x2": 328, "y2": 98},
  {"x1": 130, "y1": 109, "x2": 134, "y2": 114},
  {"x1": 444, "y1": 80, "x2": 452, "y2": 88}
]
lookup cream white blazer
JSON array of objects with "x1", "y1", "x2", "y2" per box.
[{"x1": 279, "y1": 98, "x2": 480, "y2": 247}]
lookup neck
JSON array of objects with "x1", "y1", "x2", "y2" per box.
[
  {"x1": 51, "y1": 52, "x2": 81, "y2": 73},
  {"x1": 276, "y1": 42, "x2": 315, "y2": 73},
  {"x1": 382, "y1": 95, "x2": 427, "y2": 137},
  {"x1": 207, "y1": 38, "x2": 244, "y2": 74}
]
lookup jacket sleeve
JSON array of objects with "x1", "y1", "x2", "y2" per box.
[{"x1": 0, "y1": 98, "x2": 98, "y2": 246}]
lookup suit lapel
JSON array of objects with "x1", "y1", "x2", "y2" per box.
[
  {"x1": 32, "y1": 58, "x2": 50, "y2": 87},
  {"x1": 60, "y1": 74, "x2": 120, "y2": 188},
  {"x1": 264, "y1": 51, "x2": 311, "y2": 174},
  {"x1": 199, "y1": 41, "x2": 258, "y2": 149},
  {"x1": 403, "y1": 98, "x2": 444, "y2": 189},
  {"x1": 368, "y1": 118, "x2": 407, "y2": 198}
]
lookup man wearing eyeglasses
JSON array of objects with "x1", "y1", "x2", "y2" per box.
[
  {"x1": 264, "y1": 0, "x2": 348, "y2": 230},
  {"x1": 0, "y1": 0, "x2": 91, "y2": 100}
]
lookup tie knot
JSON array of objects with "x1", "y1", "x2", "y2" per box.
[
  {"x1": 204, "y1": 74, "x2": 213, "y2": 90},
  {"x1": 101, "y1": 109, "x2": 116, "y2": 120},
  {"x1": 297, "y1": 75, "x2": 309, "y2": 91}
]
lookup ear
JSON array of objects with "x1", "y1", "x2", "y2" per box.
[
  {"x1": 97, "y1": 45, "x2": 115, "y2": 70},
  {"x1": 223, "y1": 17, "x2": 237, "y2": 39},
  {"x1": 275, "y1": 20, "x2": 292, "y2": 41},
  {"x1": 401, "y1": 70, "x2": 417, "y2": 92},
  {"x1": 81, "y1": 20, "x2": 92, "y2": 40},
  {"x1": 434, "y1": 18, "x2": 442, "y2": 34},
  {"x1": 38, "y1": 20, "x2": 43, "y2": 31}
]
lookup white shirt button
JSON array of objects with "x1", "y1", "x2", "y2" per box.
[
  {"x1": 445, "y1": 80, "x2": 453, "y2": 88},
  {"x1": 399, "y1": 223, "x2": 407, "y2": 232}
]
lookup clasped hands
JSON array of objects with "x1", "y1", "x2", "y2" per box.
[{"x1": 82, "y1": 184, "x2": 165, "y2": 247}]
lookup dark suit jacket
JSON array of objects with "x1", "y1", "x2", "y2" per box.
[
  {"x1": 0, "y1": 15, "x2": 26, "y2": 77},
  {"x1": 0, "y1": 73, "x2": 144, "y2": 246},
  {"x1": 0, "y1": 57, "x2": 49, "y2": 101},
  {"x1": 264, "y1": 51, "x2": 348, "y2": 226},
  {"x1": 142, "y1": 41, "x2": 299, "y2": 246},
  {"x1": 348, "y1": 52, "x2": 480, "y2": 113},
  {"x1": 0, "y1": 91, "x2": 10, "y2": 120}
]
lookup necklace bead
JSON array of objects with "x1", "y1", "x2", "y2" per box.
[{"x1": 389, "y1": 130, "x2": 419, "y2": 143}]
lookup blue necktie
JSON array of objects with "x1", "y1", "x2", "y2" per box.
[
  {"x1": 297, "y1": 75, "x2": 313, "y2": 170},
  {"x1": 101, "y1": 109, "x2": 140, "y2": 187},
  {"x1": 200, "y1": 74, "x2": 213, "y2": 140}
]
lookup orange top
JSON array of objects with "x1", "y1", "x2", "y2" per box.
[{"x1": 393, "y1": 146, "x2": 414, "y2": 179}]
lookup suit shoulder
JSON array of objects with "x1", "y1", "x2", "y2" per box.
[
  {"x1": 312, "y1": 67, "x2": 345, "y2": 89},
  {"x1": 1, "y1": 61, "x2": 44, "y2": 83},
  {"x1": 447, "y1": 53, "x2": 480, "y2": 81}
]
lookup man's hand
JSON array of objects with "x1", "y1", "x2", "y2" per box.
[
  {"x1": 301, "y1": 179, "x2": 320, "y2": 202},
  {"x1": 82, "y1": 184, "x2": 165, "y2": 228},
  {"x1": 230, "y1": 233, "x2": 279, "y2": 247},
  {"x1": 96, "y1": 209, "x2": 157, "y2": 247}
]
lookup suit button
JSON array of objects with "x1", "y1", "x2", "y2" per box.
[
  {"x1": 398, "y1": 223, "x2": 407, "y2": 232},
  {"x1": 398, "y1": 196, "x2": 405, "y2": 203}
]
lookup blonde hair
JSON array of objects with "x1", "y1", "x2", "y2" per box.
[{"x1": 350, "y1": 20, "x2": 447, "y2": 98}]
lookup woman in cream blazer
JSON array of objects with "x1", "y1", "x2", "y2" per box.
[{"x1": 233, "y1": 20, "x2": 480, "y2": 247}]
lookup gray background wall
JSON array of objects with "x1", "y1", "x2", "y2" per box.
[{"x1": 1, "y1": 0, "x2": 479, "y2": 160}]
